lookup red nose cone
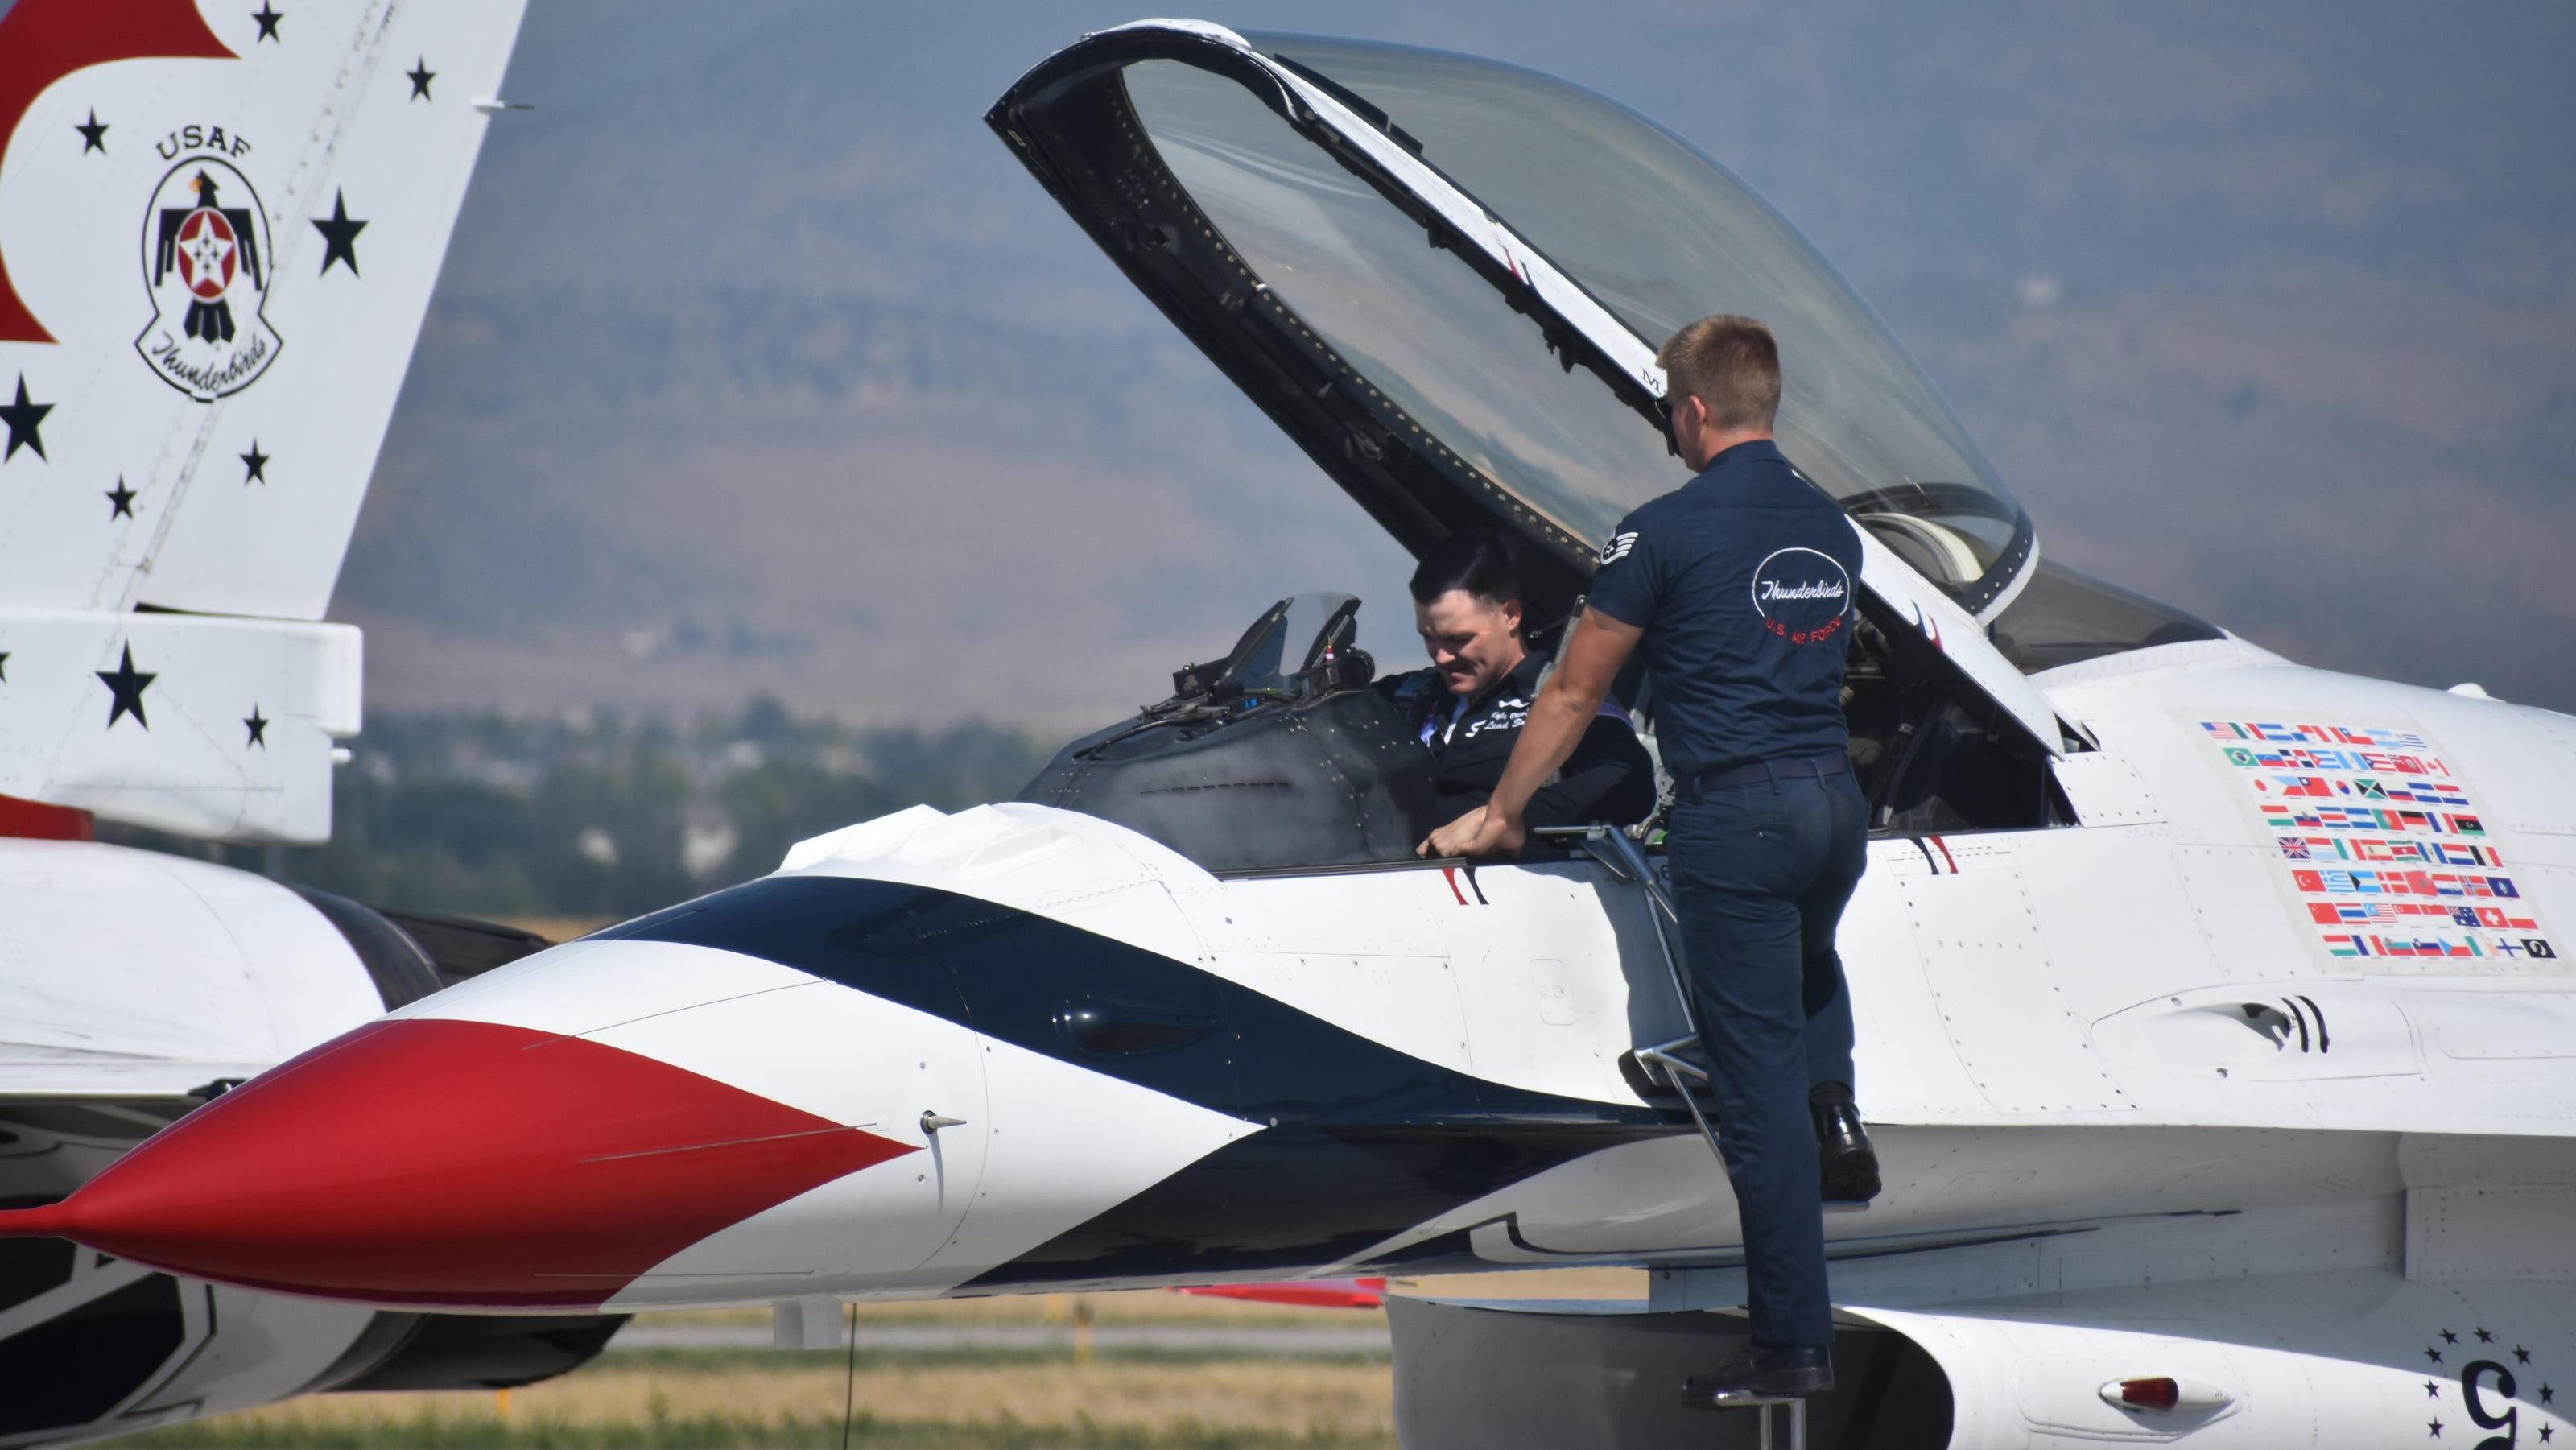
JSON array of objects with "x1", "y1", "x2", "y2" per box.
[{"x1": 0, "y1": 1018, "x2": 914, "y2": 1307}]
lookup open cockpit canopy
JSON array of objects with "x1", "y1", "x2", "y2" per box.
[
  {"x1": 989, "y1": 21, "x2": 2032, "y2": 622},
  {"x1": 992, "y1": 19, "x2": 2091, "y2": 766}
]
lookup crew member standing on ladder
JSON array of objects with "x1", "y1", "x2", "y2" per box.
[{"x1": 1422, "y1": 314, "x2": 1874, "y2": 1408}]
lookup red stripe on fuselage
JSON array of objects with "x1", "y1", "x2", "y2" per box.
[{"x1": 14, "y1": 1016, "x2": 914, "y2": 1307}]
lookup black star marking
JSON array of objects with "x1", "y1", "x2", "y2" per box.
[
  {"x1": 97, "y1": 644, "x2": 155, "y2": 729},
  {"x1": 2428, "y1": 1418, "x2": 2442, "y2": 1438},
  {"x1": 251, "y1": 2, "x2": 282, "y2": 42},
  {"x1": 2519, "y1": 1347, "x2": 2534, "y2": 1365},
  {"x1": 76, "y1": 109, "x2": 108, "y2": 153},
  {"x1": 243, "y1": 704, "x2": 267, "y2": 748},
  {"x1": 240, "y1": 440, "x2": 269, "y2": 483},
  {"x1": 2442, "y1": 1329, "x2": 2460, "y2": 1345},
  {"x1": 2425, "y1": 1345, "x2": 2446, "y2": 1365},
  {"x1": 105, "y1": 478, "x2": 135, "y2": 518},
  {"x1": 2540, "y1": 1424, "x2": 2554, "y2": 1443},
  {"x1": 2425, "y1": 1381, "x2": 2442, "y2": 1398},
  {"x1": 1, "y1": 374, "x2": 52, "y2": 461},
  {"x1": 2475, "y1": 1328, "x2": 2495, "y2": 1343},
  {"x1": 312, "y1": 189, "x2": 366, "y2": 276},
  {"x1": 406, "y1": 56, "x2": 435, "y2": 101}
]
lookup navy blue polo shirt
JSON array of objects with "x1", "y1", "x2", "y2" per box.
[{"x1": 1586, "y1": 440, "x2": 1862, "y2": 781}]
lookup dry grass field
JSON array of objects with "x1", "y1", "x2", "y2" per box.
[
  {"x1": 137, "y1": 1274, "x2": 1643, "y2": 1449},
  {"x1": 151, "y1": 1359, "x2": 1398, "y2": 1448}
]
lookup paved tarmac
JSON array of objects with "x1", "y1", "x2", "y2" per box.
[{"x1": 613, "y1": 1321, "x2": 1393, "y2": 1356}]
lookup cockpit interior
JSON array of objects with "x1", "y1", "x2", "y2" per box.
[{"x1": 1018, "y1": 558, "x2": 2223, "y2": 875}]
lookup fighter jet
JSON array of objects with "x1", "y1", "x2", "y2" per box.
[{"x1": 8, "y1": 18, "x2": 2576, "y2": 1450}]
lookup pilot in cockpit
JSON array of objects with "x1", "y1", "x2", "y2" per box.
[{"x1": 1377, "y1": 528, "x2": 1656, "y2": 832}]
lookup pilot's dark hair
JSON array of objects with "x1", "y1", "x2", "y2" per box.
[
  {"x1": 1409, "y1": 527, "x2": 1521, "y2": 607},
  {"x1": 1659, "y1": 314, "x2": 1781, "y2": 432}
]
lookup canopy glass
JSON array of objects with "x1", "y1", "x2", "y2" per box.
[{"x1": 1123, "y1": 33, "x2": 2032, "y2": 609}]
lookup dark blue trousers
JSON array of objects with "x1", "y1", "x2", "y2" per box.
[{"x1": 1665, "y1": 767, "x2": 1868, "y2": 1349}]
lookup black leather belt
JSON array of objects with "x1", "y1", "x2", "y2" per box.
[{"x1": 1678, "y1": 749, "x2": 1851, "y2": 801}]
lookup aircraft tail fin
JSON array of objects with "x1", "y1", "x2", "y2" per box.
[{"x1": 0, "y1": 0, "x2": 528, "y2": 842}]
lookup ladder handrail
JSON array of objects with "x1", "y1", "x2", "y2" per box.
[{"x1": 1532, "y1": 826, "x2": 1726, "y2": 1167}]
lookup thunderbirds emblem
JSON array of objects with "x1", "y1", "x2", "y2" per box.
[
  {"x1": 1750, "y1": 546, "x2": 1852, "y2": 646},
  {"x1": 136, "y1": 160, "x2": 281, "y2": 399}
]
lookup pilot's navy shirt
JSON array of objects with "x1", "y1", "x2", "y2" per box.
[
  {"x1": 1378, "y1": 651, "x2": 1655, "y2": 831},
  {"x1": 1586, "y1": 440, "x2": 1862, "y2": 781}
]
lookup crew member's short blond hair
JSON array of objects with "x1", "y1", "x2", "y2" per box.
[{"x1": 1657, "y1": 315, "x2": 1781, "y2": 432}]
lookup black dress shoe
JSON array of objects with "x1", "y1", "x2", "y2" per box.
[
  {"x1": 1812, "y1": 1081, "x2": 1880, "y2": 1203},
  {"x1": 1680, "y1": 1342, "x2": 1835, "y2": 1407}
]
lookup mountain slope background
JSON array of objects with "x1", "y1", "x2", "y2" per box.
[{"x1": 348, "y1": 1, "x2": 2576, "y2": 729}]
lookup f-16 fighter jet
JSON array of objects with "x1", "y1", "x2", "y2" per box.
[{"x1": 6, "y1": 18, "x2": 2575, "y2": 1450}]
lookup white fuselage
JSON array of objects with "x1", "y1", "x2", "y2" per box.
[{"x1": 241, "y1": 634, "x2": 2563, "y2": 1313}]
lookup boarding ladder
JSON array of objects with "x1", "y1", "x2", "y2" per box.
[{"x1": 1542, "y1": 828, "x2": 1823, "y2": 1448}]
